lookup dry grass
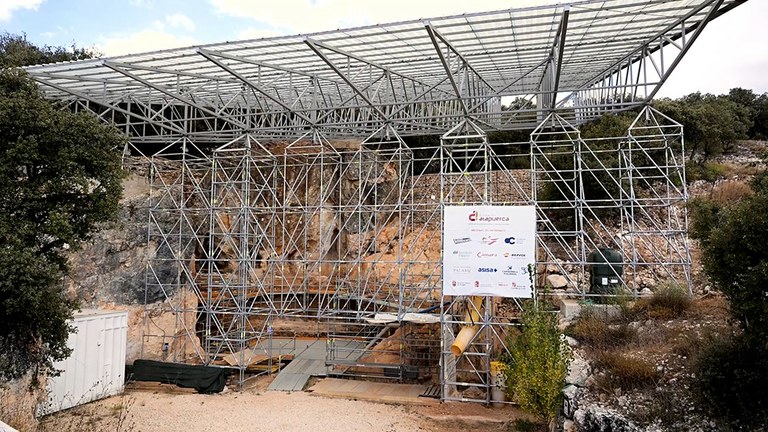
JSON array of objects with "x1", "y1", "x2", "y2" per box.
[
  {"x1": 709, "y1": 180, "x2": 753, "y2": 206},
  {"x1": 593, "y1": 352, "x2": 659, "y2": 390},
  {"x1": 719, "y1": 161, "x2": 764, "y2": 178},
  {"x1": 565, "y1": 307, "x2": 636, "y2": 349},
  {"x1": 633, "y1": 283, "x2": 692, "y2": 320}
]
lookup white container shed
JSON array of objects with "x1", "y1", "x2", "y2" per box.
[{"x1": 40, "y1": 309, "x2": 128, "y2": 414}]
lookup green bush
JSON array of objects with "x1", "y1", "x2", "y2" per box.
[
  {"x1": 691, "y1": 335, "x2": 768, "y2": 430},
  {"x1": 503, "y1": 305, "x2": 572, "y2": 430},
  {"x1": 685, "y1": 161, "x2": 727, "y2": 183}
]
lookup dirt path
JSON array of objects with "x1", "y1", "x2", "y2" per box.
[{"x1": 41, "y1": 379, "x2": 527, "y2": 432}]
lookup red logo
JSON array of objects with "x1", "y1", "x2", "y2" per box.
[{"x1": 468, "y1": 211, "x2": 478, "y2": 222}]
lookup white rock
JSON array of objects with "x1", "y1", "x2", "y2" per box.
[
  {"x1": 564, "y1": 336, "x2": 579, "y2": 348},
  {"x1": 547, "y1": 274, "x2": 569, "y2": 289},
  {"x1": 563, "y1": 419, "x2": 576, "y2": 432},
  {"x1": 566, "y1": 353, "x2": 591, "y2": 387}
]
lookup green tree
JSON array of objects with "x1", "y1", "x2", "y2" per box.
[
  {"x1": 0, "y1": 67, "x2": 125, "y2": 381},
  {"x1": 689, "y1": 170, "x2": 768, "y2": 345},
  {"x1": 503, "y1": 303, "x2": 572, "y2": 431},
  {"x1": 1, "y1": 32, "x2": 97, "y2": 68},
  {"x1": 654, "y1": 93, "x2": 750, "y2": 161}
]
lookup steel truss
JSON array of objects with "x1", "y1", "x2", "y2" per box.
[
  {"x1": 27, "y1": 1, "x2": 741, "y2": 141},
  {"x1": 25, "y1": 0, "x2": 743, "y2": 401}
]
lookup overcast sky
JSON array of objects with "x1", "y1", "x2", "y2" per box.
[{"x1": 2, "y1": 0, "x2": 766, "y2": 98}]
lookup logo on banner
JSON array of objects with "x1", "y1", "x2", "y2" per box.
[
  {"x1": 468, "y1": 210, "x2": 510, "y2": 223},
  {"x1": 453, "y1": 237, "x2": 471, "y2": 244},
  {"x1": 480, "y1": 236, "x2": 498, "y2": 245},
  {"x1": 502, "y1": 266, "x2": 518, "y2": 276},
  {"x1": 476, "y1": 252, "x2": 498, "y2": 258},
  {"x1": 453, "y1": 251, "x2": 473, "y2": 259},
  {"x1": 504, "y1": 237, "x2": 516, "y2": 245},
  {"x1": 452, "y1": 266, "x2": 471, "y2": 274},
  {"x1": 478, "y1": 267, "x2": 497, "y2": 273},
  {"x1": 503, "y1": 252, "x2": 527, "y2": 259}
]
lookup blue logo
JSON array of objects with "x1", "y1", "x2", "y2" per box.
[{"x1": 478, "y1": 267, "x2": 498, "y2": 273}]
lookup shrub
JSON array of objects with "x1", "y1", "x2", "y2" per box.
[
  {"x1": 503, "y1": 305, "x2": 572, "y2": 431},
  {"x1": 685, "y1": 161, "x2": 727, "y2": 183},
  {"x1": 633, "y1": 282, "x2": 692, "y2": 320},
  {"x1": 691, "y1": 335, "x2": 768, "y2": 430},
  {"x1": 593, "y1": 351, "x2": 659, "y2": 390}
]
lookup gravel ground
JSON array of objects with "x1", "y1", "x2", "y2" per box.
[{"x1": 41, "y1": 379, "x2": 525, "y2": 432}]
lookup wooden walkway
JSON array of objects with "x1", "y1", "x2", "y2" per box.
[{"x1": 307, "y1": 378, "x2": 438, "y2": 405}]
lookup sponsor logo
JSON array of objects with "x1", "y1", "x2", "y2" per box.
[
  {"x1": 480, "y1": 236, "x2": 498, "y2": 245},
  {"x1": 453, "y1": 251, "x2": 473, "y2": 259},
  {"x1": 503, "y1": 252, "x2": 527, "y2": 259},
  {"x1": 452, "y1": 266, "x2": 471, "y2": 274},
  {"x1": 453, "y1": 237, "x2": 471, "y2": 244},
  {"x1": 502, "y1": 265, "x2": 518, "y2": 276},
  {"x1": 504, "y1": 237, "x2": 516, "y2": 245},
  {"x1": 474, "y1": 281, "x2": 480, "y2": 288},
  {"x1": 478, "y1": 267, "x2": 498, "y2": 273},
  {"x1": 468, "y1": 210, "x2": 510, "y2": 223},
  {"x1": 476, "y1": 252, "x2": 498, "y2": 258}
]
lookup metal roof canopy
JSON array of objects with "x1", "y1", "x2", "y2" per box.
[{"x1": 25, "y1": 0, "x2": 746, "y2": 142}]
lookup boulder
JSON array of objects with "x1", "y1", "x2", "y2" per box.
[{"x1": 546, "y1": 274, "x2": 569, "y2": 289}]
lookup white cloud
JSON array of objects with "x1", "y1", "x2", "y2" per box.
[
  {"x1": 0, "y1": 0, "x2": 45, "y2": 21},
  {"x1": 238, "y1": 27, "x2": 286, "y2": 40},
  {"x1": 99, "y1": 30, "x2": 197, "y2": 56},
  {"x1": 657, "y1": 0, "x2": 768, "y2": 97},
  {"x1": 210, "y1": 0, "x2": 550, "y2": 34},
  {"x1": 166, "y1": 13, "x2": 195, "y2": 32}
]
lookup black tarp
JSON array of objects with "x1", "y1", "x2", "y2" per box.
[{"x1": 127, "y1": 360, "x2": 229, "y2": 393}]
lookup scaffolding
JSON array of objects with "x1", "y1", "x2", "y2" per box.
[{"x1": 24, "y1": 0, "x2": 747, "y2": 401}]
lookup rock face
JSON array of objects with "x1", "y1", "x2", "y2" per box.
[{"x1": 66, "y1": 172, "x2": 174, "y2": 305}]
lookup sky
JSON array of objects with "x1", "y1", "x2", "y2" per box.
[{"x1": 1, "y1": 0, "x2": 766, "y2": 98}]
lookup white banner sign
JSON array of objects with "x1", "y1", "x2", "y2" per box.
[{"x1": 442, "y1": 205, "x2": 536, "y2": 298}]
